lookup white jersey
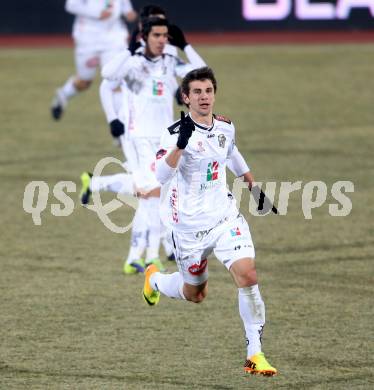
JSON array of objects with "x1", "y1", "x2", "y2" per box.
[
  {"x1": 157, "y1": 115, "x2": 239, "y2": 232},
  {"x1": 103, "y1": 46, "x2": 206, "y2": 139},
  {"x1": 66, "y1": 0, "x2": 133, "y2": 45}
]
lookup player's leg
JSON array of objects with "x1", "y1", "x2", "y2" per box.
[
  {"x1": 51, "y1": 45, "x2": 97, "y2": 120},
  {"x1": 214, "y1": 215, "x2": 277, "y2": 376},
  {"x1": 143, "y1": 230, "x2": 210, "y2": 305},
  {"x1": 123, "y1": 200, "x2": 148, "y2": 274},
  {"x1": 79, "y1": 172, "x2": 135, "y2": 206}
]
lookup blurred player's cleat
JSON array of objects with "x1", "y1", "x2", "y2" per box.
[
  {"x1": 244, "y1": 352, "x2": 277, "y2": 376},
  {"x1": 145, "y1": 258, "x2": 166, "y2": 272},
  {"x1": 143, "y1": 264, "x2": 160, "y2": 306},
  {"x1": 80, "y1": 172, "x2": 92, "y2": 206},
  {"x1": 167, "y1": 253, "x2": 175, "y2": 261},
  {"x1": 51, "y1": 89, "x2": 67, "y2": 121},
  {"x1": 123, "y1": 258, "x2": 145, "y2": 274}
]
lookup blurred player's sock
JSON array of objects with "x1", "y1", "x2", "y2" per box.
[
  {"x1": 244, "y1": 353, "x2": 277, "y2": 376},
  {"x1": 143, "y1": 264, "x2": 160, "y2": 306},
  {"x1": 51, "y1": 77, "x2": 78, "y2": 120},
  {"x1": 90, "y1": 173, "x2": 134, "y2": 195},
  {"x1": 80, "y1": 172, "x2": 92, "y2": 206}
]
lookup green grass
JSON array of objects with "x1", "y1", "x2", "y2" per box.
[{"x1": 0, "y1": 45, "x2": 374, "y2": 389}]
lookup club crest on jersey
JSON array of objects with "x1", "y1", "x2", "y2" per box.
[
  {"x1": 218, "y1": 134, "x2": 226, "y2": 148},
  {"x1": 206, "y1": 161, "x2": 219, "y2": 181},
  {"x1": 230, "y1": 227, "x2": 241, "y2": 237},
  {"x1": 152, "y1": 80, "x2": 163, "y2": 96},
  {"x1": 197, "y1": 141, "x2": 205, "y2": 152}
]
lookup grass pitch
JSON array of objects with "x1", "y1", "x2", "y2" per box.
[{"x1": 0, "y1": 44, "x2": 374, "y2": 389}]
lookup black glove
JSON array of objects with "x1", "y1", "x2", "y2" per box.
[
  {"x1": 175, "y1": 86, "x2": 183, "y2": 106},
  {"x1": 250, "y1": 185, "x2": 278, "y2": 215},
  {"x1": 128, "y1": 27, "x2": 141, "y2": 55},
  {"x1": 177, "y1": 111, "x2": 194, "y2": 149},
  {"x1": 168, "y1": 24, "x2": 188, "y2": 50},
  {"x1": 109, "y1": 119, "x2": 125, "y2": 138}
]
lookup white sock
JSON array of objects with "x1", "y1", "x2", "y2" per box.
[
  {"x1": 59, "y1": 76, "x2": 78, "y2": 102},
  {"x1": 161, "y1": 231, "x2": 174, "y2": 257},
  {"x1": 144, "y1": 197, "x2": 160, "y2": 262},
  {"x1": 238, "y1": 285, "x2": 265, "y2": 357},
  {"x1": 90, "y1": 173, "x2": 134, "y2": 195},
  {"x1": 126, "y1": 201, "x2": 148, "y2": 263},
  {"x1": 150, "y1": 272, "x2": 186, "y2": 300}
]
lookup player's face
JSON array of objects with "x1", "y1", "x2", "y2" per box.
[
  {"x1": 145, "y1": 26, "x2": 168, "y2": 57},
  {"x1": 183, "y1": 79, "x2": 215, "y2": 120}
]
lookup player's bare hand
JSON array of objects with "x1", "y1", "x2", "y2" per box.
[{"x1": 177, "y1": 111, "x2": 194, "y2": 149}]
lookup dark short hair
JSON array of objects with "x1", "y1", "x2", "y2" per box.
[
  {"x1": 181, "y1": 67, "x2": 217, "y2": 96},
  {"x1": 142, "y1": 16, "x2": 169, "y2": 40},
  {"x1": 140, "y1": 4, "x2": 166, "y2": 21}
]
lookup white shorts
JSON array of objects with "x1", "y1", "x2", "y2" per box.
[
  {"x1": 74, "y1": 34, "x2": 127, "y2": 81},
  {"x1": 171, "y1": 214, "x2": 255, "y2": 286},
  {"x1": 130, "y1": 137, "x2": 160, "y2": 192}
]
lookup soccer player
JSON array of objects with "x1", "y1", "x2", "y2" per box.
[
  {"x1": 50, "y1": 0, "x2": 137, "y2": 120},
  {"x1": 144, "y1": 67, "x2": 277, "y2": 376},
  {"x1": 82, "y1": 17, "x2": 206, "y2": 273}
]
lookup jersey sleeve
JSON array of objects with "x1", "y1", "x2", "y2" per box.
[
  {"x1": 155, "y1": 130, "x2": 179, "y2": 184},
  {"x1": 226, "y1": 122, "x2": 250, "y2": 176},
  {"x1": 101, "y1": 50, "x2": 132, "y2": 80},
  {"x1": 174, "y1": 45, "x2": 207, "y2": 78},
  {"x1": 121, "y1": 0, "x2": 134, "y2": 13},
  {"x1": 65, "y1": 0, "x2": 102, "y2": 19},
  {"x1": 99, "y1": 79, "x2": 122, "y2": 123}
]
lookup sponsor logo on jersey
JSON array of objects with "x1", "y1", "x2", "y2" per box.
[
  {"x1": 188, "y1": 258, "x2": 208, "y2": 276},
  {"x1": 170, "y1": 188, "x2": 178, "y2": 223},
  {"x1": 230, "y1": 227, "x2": 241, "y2": 237},
  {"x1": 207, "y1": 161, "x2": 219, "y2": 181},
  {"x1": 218, "y1": 134, "x2": 226, "y2": 148},
  {"x1": 152, "y1": 80, "x2": 164, "y2": 96},
  {"x1": 207, "y1": 133, "x2": 215, "y2": 138},
  {"x1": 156, "y1": 149, "x2": 167, "y2": 159}
]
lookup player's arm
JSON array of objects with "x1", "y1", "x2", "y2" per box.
[
  {"x1": 65, "y1": 0, "x2": 104, "y2": 19},
  {"x1": 101, "y1": 50, "x2": 132, "y2": 80},
  {"x1": 228, "y1": 141, "x2": 278, "y2": 214},
  {"x1": 156, "y1": 112, "x2": 194, "y2": 184},
  {"x1": 121, "y1": 0, "x2": 137, "y2": 22},
  {"x1": 168, "y1": 25, "x2": 206, "y2": 76},
  {"x1": 99, "y1": 79, "x2": 125, "y2": 138}
]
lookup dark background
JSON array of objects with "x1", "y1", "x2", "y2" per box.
[{"x1": 1, "y1": 0, "x2": 373, "y2": 34}]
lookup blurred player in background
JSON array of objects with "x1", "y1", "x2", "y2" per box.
[
  {"x1": 144, "y1": 67, "x2": 277, "y2": 376},
  {"x1": 80, "y1": 17, "x2": 206, "y2": 273},
  {"x1": 50, "y1": 0, "x2": 137, "y2": 120}
]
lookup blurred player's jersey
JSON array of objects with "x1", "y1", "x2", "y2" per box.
[
  {"x1": 156, "y1": 115, "x2": 239, "y2": 232},
  {"x1": 112, "y1": 48, "x2": 200, "y2": 139},
  {"x1": 66, "y1": 0, "x2": 133, "y2": 47}
]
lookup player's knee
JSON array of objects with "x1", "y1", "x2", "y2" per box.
[
  {"x1": 75, "y1": 79, "x2": 92, "y2": 91},
  {"x1": 187, "y1": 291, "x2": 206, "y2": 303},
  {"x1": 239, "y1": 268, "x2": 257, "y2": 286}
]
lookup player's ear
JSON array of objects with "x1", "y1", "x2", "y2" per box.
[{"x1": 182, "y1": 92, "x2": 189, "y2": 106}]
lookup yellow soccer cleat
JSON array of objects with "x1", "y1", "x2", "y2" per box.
[
  {"x1": 142, "y1": 264, "x2": 160, "y2": 306},
  {"x1": 80, "y1": 172, "x2": 92, "y2": 206},
  {"x1": 123, "y1": 259, "x2": 145, "y2": 275},
  {"x1": 244, "y1": 352, "x2": 277, "y2": 376}
]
